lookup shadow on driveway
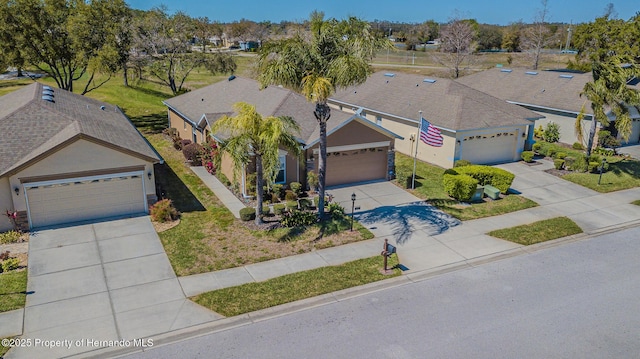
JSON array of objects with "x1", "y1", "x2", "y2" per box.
[{"x1": 355, "y1": 201, "x2": 461, "y2": 245}]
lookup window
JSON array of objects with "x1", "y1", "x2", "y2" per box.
[
  {"x1": 376, "y1": 116, "x2": 382, "y2": 126},
  {"x1": 183, "y1": 120, "x2": 187, "y2": 130},
  {"x1": 275, "y1": 156, "x2": 286, "y2": 183}
]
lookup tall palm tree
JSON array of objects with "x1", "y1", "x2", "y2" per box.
[
  {"x1": 213, "y1": 102, "x2": 301, "y2": 224},
  {"x1": 580, "y1": 59, "x2": 640, "y2": 157},
  {"x1": 257, "y1": 11, "x2": 391, "y2": 218}
]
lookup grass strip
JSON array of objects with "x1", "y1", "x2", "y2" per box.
[
  {"x1": 488, "y1": 217, "x2": 582, "y2": 245},
  {"x1": 193, "y1": 256, "x2": 400, "y2": 317},
  {"x1": 0, "y1": 270, "x2": 27, "y2": 313}
]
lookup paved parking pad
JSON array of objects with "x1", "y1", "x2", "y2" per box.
[{"x1": 8, "y1": 217, "x2": 222, "y2": 359}]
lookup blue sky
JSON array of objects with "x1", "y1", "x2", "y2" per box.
[{"x1": 125, "y1": 0, "x2": 638, "y2": 25}]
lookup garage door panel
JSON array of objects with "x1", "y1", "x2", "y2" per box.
[
  {"x1": 325, "y1": 147, "x2": 388, "y2": 186},
  {"x1": 27, "y1": 174, "x2": 146, "y2": 228},
  {"x1": 461, "y1": 134, "x2": 517, "y2": 165}
]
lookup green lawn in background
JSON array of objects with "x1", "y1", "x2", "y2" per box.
[{"x1": 0, "y1": 270, "x2": 27, "y2": 313}]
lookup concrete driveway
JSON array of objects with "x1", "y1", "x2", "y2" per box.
[
  {"x1": 9, "y1": 216, "x2": 221, "y2": 359},
  {"x1": 328, "y1": 181, "x2": 460, "y2": 244}
]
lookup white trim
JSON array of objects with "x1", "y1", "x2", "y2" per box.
[
  {"x1": 312, "y1": 141, "x2": 390, "y2": 154},
  {"x1": 24, "y1": 171, "x2": 146, "y2": 228}
]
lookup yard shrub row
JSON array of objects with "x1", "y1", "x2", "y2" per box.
[
  {"x1": 453, "y1": 165, "x2": 514, "y2": 193},
  {"x1": 442, "y1": 173, "x2": 478, "y2": 202}
]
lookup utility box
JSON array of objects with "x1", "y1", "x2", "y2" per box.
[{"x1": 484, "y1": 185, "x2": 500, "y2": 200}]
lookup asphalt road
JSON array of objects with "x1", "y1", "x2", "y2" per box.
[{"x1": 121, "y1": 227, "x2": 640, "y2": 359}]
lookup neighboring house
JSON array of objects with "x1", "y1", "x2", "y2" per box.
[
  {"x1": 163, "y1": 76, "x2": 402, "y2": 196},
  {"x1": 457, "y1": 68, "x2": 640, "y2": 146},
  {"x1": 329, "y1": 71, "x2": 543, "y2": 168},
  {"x1": 0, "y1": 83, "x2": 161, "y2": 231}
]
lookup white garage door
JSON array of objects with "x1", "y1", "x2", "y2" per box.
[
  {"x1": 460, "y1": 132, "x2": 518, "y2": 165},
  {"x1": 25, "y1": 172, "x2": 147, "y2": 228}
]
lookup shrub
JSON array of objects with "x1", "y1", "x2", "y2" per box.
[
  {"x1": 598, "y1": 130, "x2": 621, "y2": 149},
  {"x1": 554, "y1": 159, "x2": 565, "y2": 170},
  {"x1": 454, "y1": 165, "x2": 515, "y2": 193},
  {"x1": 239, "y1": 207, "x2": 256, "y2": 221},
  {"x1": 1, "y1": 257, "x2": 20, "y2": 272},
  {"x1": 289, "y1": 182, "x2": 303, "y2": 197},
  {"x1": 262, "y1": 205, "x2": 271, "y2": 215},
  {"x1": 555, "y1": 152, "x2": 567, "y2": 160},
  {"x1": 284, "y1": 190, "x2": 297, "y2": 201},
  {"x1": 272, "y1": 184, "x2": 284, "y2": 199},
  {"x1": 543, "y1": 122, "x2": 560, "y2": 143},
  {"x1": 218, "y1": 173, "x2": 231, "y2": 187},
  {"x1": 313, "y1": 196, "x2": 330, "y2": 207},
  {"x1": 594, "y1": 147, "x2": 615, "y2": 156},
  {"x1": 327, "y1": 202, "x2": 345, "y2": 220},
  {"x1": 534, "y1": 125, "x2": 545, "y2": 139},
  {"x1": 298, "y1": 198, "x2": 312, "y2": 211},
  {"x1": 454, "y1": 159, "x2": 472, "y2": 167},
  {"x1": 572, "y1": 142, "x2": 584, "y2": 150},
  {"x1": 286, "y1": 200, "x2": 298, "y2": 211},
  {"x1": 546, "y1": 147, "x2": 557, "y2": 159},
  {"x1": 521, "y1": 151, "x2": 534, "y2": 163},
  {"x1": 569, "y1": 155, "x2": 588, "y2": 172},
  {"x1": 179, "y1": 139, "x2": 192, "y2": 150},
  {"x1": 588, "y1": 161, "x2": 600, "y2": 173},
  {"x1": 0, "y1": 230, "x2": 21, "y2": 244},
  {"x1": 443, "y1": 168, "x2": 458, "y2": 175},
  {"x1": 246, "y1": 173, "x2": 257, "y2": 196},
  {"x1": 0, "y1": 250, "x2": 10, "y2": 261},
  {"x1": 307, "y1": 171, "x2": 319, "y2": 192},
  {"x1": 532, "y1": 142, "x2": 542, "y2": 153},
  {"x1": 442, "y1": 173, "x2": 478, "y2": 201},
  {"x1": 588, "y1": 154, "x2": 601, "y2": 163},
  {"x1": 271, "y1": 192, "x2": 280, "y2": 203},
  {"x1": 149, "y1": 199, "x2": 179, "y2": 223},
  {"x1": 281, "y1": 211, "x2": 317, "y2": 227},
  {"x1": 273, "y1": 203, "x2": 286, "y2": 215},
  {"x1": 182, "y1": 143, "x2": 204, "y2": 165}
]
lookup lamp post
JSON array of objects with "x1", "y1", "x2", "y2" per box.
[
  {"x1": 350, "y1": 193, "x2": 356, "y2": 231},
  {"x1": 598, "y1": 158, "x2": 607, "y2": 185}
]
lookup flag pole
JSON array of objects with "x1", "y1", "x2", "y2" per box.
[{"x1": 411, "y1": 110, "x2": 422, "y2": 189}]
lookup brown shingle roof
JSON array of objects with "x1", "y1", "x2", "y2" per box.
[
  {"x1": 456, "y1": 68, "x2": 594, "y2": 115},
  {"x1": 330, "y1": 71, "x2": 541, "y2": 132},
  {"x1": 0, "y1": 83, "x2": 160, "y2": 177},
  {"x1": 163, "y1": 77, "x2": 360, "y2": 143}
]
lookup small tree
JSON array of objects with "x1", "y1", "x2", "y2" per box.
[
  {"x1": 543, "y1": 122, "x2": 560, "y2": 143},
  {"x1": 434, "y1": 17, "x2": 477, "y2": 78}
]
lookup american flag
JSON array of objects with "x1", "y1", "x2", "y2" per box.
[{"x1": 419, "y1": 118, "x2": 443, "y2": 147}]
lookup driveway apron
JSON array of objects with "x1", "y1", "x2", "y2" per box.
[{"x1": 9, "y1": 217, "x2": 221, "y2": 359}]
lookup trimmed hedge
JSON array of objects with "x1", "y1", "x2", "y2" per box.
[
  {"x1": 442, "y1": 174, "x2": 478, "y2": 201},
  {"x1": 273, "y1": 203, "x2": 286, "y2": 215},
  {"x1": 454, "y1": 159, "x2": 472, "y2": 167},
  {"x1": 454, "y1": 165, "x2": 515, "y2": 194},
  {"x1": 239, "y1": 207, "x2": 256, "y2": 221},
  {"x1": 521, "y1": 151, "x2": 534, "y2": 163},
  {"x1": 554, "y1": 159, "x2": 565, "y2": 170}
]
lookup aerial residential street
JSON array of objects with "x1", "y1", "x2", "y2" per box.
[{"x1": 121, "y1": 226, "x2": 640, "y2": 359}]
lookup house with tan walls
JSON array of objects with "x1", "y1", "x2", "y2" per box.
[
  {"x1": 0, "y1": 83, "x2": 161, "y2": 231},
  {"x1": 457, "y1": 68, "x2": 640, "y2": 146},
  {"x1": 163, "y1": 76, "x2": 402, "y2": 197},
  {"x1": 329, "y1": 71, "x2": 543, "y2": 168}
]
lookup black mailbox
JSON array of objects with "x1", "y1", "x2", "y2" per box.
[{"x1": 385, "y1": 243, "x2": 396, "y2": 257}]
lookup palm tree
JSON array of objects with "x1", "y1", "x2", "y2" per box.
[
  {"x1": 257, "y1": 11, "x2": 391, "y2": 218},
  {"x1": 580, "y1": 59, "x2": 640, "y2": 157},
  {"x1": 212, "y1": 102, "x2": 301, "y2": 224}
]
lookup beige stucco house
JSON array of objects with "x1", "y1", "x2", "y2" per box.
[
  {"x1": 163, "y1": 76, "x2": 402, "y2": 196},
  {"x1": 329, "y1": 71, "x2": 543, "y2": 168},
  {"x1": 0, "y1": 83, "x2": 161, "y2": 231},
  {"x1": 457, "y1": 68, "x2": 640, "y2": 146}
]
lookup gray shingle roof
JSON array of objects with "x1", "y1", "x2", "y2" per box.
[
  {"x1": 330, "y1": 71, "x2": 541, "y2": 132},
  {"x1": 456, "y1": 68, "x2": 594, "y2": 115},
  {"x1": 163, "y1": 77, "x2": 360, "y2": 144},
  {"x1": 0, "y1": 83, "x2": 160, "y2": 177}
]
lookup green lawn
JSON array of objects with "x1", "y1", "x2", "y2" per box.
[
  {"x1": 488, "y1": 217, "x2": 583, "y2": 245},
  {"x1": 394, "y1": 153, "x2": 538, "y2": 220},
  {"x1": 562, "y1": 157, "x2": 640, "y2": 193},
  {"x1": 193, "y1": 255, "x2": 400, "y2": 317},
  {"x1": 633, "y1": 200, "x2": 640, "y2": 206},
  {"x1": 0, "y1": 270, "x2": 27, "y2": 313}
]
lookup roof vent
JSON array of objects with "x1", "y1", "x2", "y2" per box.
[
  {"x1": 228, "y1": 75, "x2": 236, "y2": 81},
  {"x1": 43, "y1": 85, "x2": 52, "y2": 91},
  {"x1": 423, "y1": 78, "x2": 436, "y2": 83},
  {"x1": 100, "y1": 105, "x2": 106, "y2": 110},
  {"x1": 384, "y1": 73, "x2": 395, "y2": 77},
  {"x1": 559, "y1": 74, "x2": 574, "y2": 79},
  {"x1": 41, "y1": 95, "x2": 54, "y2": 102},
  {"x1": 500, "y1": 69, "x2": 513, "y2": 73},
  {"x1": 43, "y1": 89, "x2": 54, "y2": 96},
  {"x1": 525, "y1": 71, "x2": 538, "y2": 75}
]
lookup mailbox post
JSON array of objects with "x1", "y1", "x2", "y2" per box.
[{"x1": 381, "y1": 238, "x2": 396, "y2": 274}]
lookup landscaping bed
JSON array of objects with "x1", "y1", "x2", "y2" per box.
[
  {"x1": 148, "y1": 134, "x2": 373, "y2": 276},
  {"x1": 394, "y1": 153, "x2": 538, "y2": 221}
]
